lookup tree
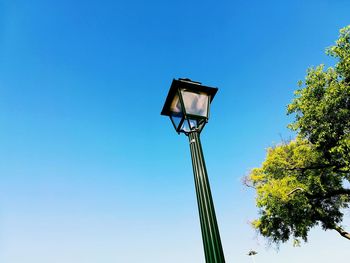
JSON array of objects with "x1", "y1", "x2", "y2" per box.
[{"x1": 247, "y1": 25, "x2": 350, "y2": 245}]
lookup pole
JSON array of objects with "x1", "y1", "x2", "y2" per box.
[{"x1": 188, "y1": 131, "x2": 225, "y2": 263}]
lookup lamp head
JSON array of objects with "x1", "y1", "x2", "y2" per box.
[{"x1": 161, "y1": 78, "x2": 218, "y2": 135}]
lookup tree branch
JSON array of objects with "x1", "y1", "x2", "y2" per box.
[
  {"x1": 333, "y1": 226, "x2": 350, "y2": 240},
  {"x1": 286, "y1": 164, "x2": 337, "y2": 172},
  {"x1": 309, "y1": 188, "x2": 350, "y2": 199},
  {"x1": 287, "y1": 187, "x2": 305, "y2": 196},
  {"x1": 286, "y1": 163, "x2": 349, "y2": 174},
  {"x1": 242, "y1": 176, "x2": 256, "y2": 189},
  {"x1": 312, "y1": 212, "x2": 350, "y2": 241},
  {"x1": 287, "y1": 187, "x2": 350, "y2": 199}
]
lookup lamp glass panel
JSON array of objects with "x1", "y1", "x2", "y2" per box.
[
  {"x1": 169, "y1": 93, "x2": 182, "y2": 114},
  {"x1": 180, "y1": 90, "x2": 209, "y2": 117},
  {"x1": 170, "y1": 115, "x2": 183, "y2": 130},
  {"x1": 189, "y1": 119, "x2": 198, "y2": 130},
  {"x1": 181, "y1": 119, "x2": 198, "y2": 133}
]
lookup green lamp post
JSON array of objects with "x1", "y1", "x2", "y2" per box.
[{"x1": 161, "y1": 78, "x2": 225, "y2": 263}]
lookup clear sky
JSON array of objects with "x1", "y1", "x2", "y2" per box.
[{"x1": 0, "y1": 0, "x2": 349, "y2": 262}]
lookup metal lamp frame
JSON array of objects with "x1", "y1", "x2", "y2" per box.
[{"x1": 161, "y1": 78, "x2": 218, "y2": 135}]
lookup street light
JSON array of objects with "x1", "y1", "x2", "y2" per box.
[
  {"x1": 247, "y1": 250, "x2": 258, "y2": 263},
  {"x1": 161, "y1": 78, "x2": 225, "y2": 263}
]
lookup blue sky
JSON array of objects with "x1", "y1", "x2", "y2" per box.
[{"x1": 1, "y1": 0, "x2": 350, "y2": 262}]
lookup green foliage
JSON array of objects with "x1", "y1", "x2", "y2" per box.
[{"x1": 248, "y1": 25, "x2": 350, "y2": 244}]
